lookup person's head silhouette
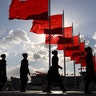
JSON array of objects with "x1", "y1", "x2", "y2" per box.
[
  {"x1": 52, "y1": 50, "x2": 58, "y2": 55},
  {"x1": 1, "y1": 54, "x2": 6, "y2": 59},
  {"x1": 22, "y1": 53, "x2": 28, "y2": 59},
  {"x1": 85, "y1": 46, "x2": 92, "y2": 54}
]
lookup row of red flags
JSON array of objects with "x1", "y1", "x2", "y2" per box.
[{"x1": 9, "y1": 0, "x2": 96, "y2": 71}]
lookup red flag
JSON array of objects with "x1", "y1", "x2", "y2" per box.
[
  {"x1": 74, "y1": 56, "x2": 86, "y2": 64},
  {"x1": 45, "y1": 34, "x2": 59, "y2": 44},
  {"x1": 57, "y1": 44, "x2": 79, "y2": 50},
  {"x1": 64, "y1": 26, "x2": 72, "y2": 38},
  {"x1": 70, "y1": 42, "x2": 86, "y2": 65},
  {"x1": 76, "y1": 56, "x2": 86, "y2": 67},
  {"x1": 45, "y1": 35, "x2": 73, "y2": 44},
  {"x1": 9, "y1": 0, "x2": 48, "y2": 20},
  {"x1": 64, "y1": 42, "x2": 85, "y2": 57},
  {"x1": 57, "y1": 35, "x2": 79, "y2": 50},
  {"x1": 81, "y1": 63, "x2": 86, "y2": 67},
  {"x1": 64, "y1": 50, "x2": 73, "y2": 57},
  {"x1": 71, "y1": 42, "x2": 85, "y2": 57},
  {"x1": 45, "y1": 26, "x2": 72, "y2": 44},
  {"x1": 44, "y1": 27, "x2": 62, "y2": 34},
  {"x1": 44, "y1": 26, "x2": 72, "y2": 35},
  {"x1": 73, "y1": 35, "x2": 79, "y2": 46},
  {"x1": 30, "y1": 14, "x2": 62, "y2": 34}
]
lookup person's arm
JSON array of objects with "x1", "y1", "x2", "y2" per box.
[
  {"x1": 27, "y1": 60, "x2": 30, "y2": 75},
  {"x1": 58, "y1": 65, "x2": 63, "y2": 69}
]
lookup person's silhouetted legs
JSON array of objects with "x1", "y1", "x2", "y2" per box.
[
  {"x1": 58, "y1": 81, "x2": 65, "y2": 93},
  {"x1": 84, "y1": 80, "x2": 92, "y2": 94},
  {"x1": 47, "y1": 81, "x2": 52, "y2": 93},
  {"x1": 20, "y1": 79, "x2": 27, "y2": 92}
]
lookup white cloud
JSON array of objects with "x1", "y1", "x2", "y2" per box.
[
  {"x1": 93, "y1": 45, "x2": 96, "y2": 54},
  {"x1": 74, "y1": 23, "x2": 79, "y2": 28},
  {"x1": 79, "y1": 34, "x2": 85, "y2": 42},
  {"x1": 92, "y1": 32, "x2": 96, "y2": 40},
  {"x1": 0, "y1": 29, "x2": 30, "y2": 49},
  {"x1": 85, "y1": 39, "x2": 90, "y2": 47},
  {"x1": 33, "y1": 53, "x2": 41, "y2": 60},
  {"x1": 7, "y1": 65, "x2": 20, "y2": 79},
  {"x1": 7, "y1": 29, "x2": 30, "y2": 44}
]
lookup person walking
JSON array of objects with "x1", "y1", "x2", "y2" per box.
[
  {"x1": 20, "y1": 53, "x2": 30, "y2": 92},
  {"x1": 84, "y1": 46, "x2": 96, "y2": 94},
  {"x1": 47, "y1": 50, "x2": 65, "y2": 93},
  {"x1": 0, "y1": 54, "x2": 7, "y2": 91}
]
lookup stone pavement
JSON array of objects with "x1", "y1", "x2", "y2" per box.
[{"x1": 0, "y1": 91, "x2": 96, "y2": 96}]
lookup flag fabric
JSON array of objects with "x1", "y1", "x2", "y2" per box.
[
  {"x1": 73, "y1": 35, "x2": 79, "y2": 46},
  {"x1": 45, "y1": 34, "x2": 59, "y2": 44},
  {"x1": 45, "y1": 35, "x2": 73, "y2": 44},
  {"x1": 74, "y1": 56, "x2": 86, "y2": 64},
  {"x1": 64, "y1": 26, "x2": 72, "y2": 38},
  {"x1": 30, "y1": 14, "x2": 62, "y2": 34},
  {"x1": 44, "y1": 26, "x2": 72, "y2": 35},
  {"x1": 72, "y1": 51, "x2": 85, "y2": 57},
  {"x1": 71, "y1": 42, "x2": 86, "y2": 65},
  {"x1": 71, "y1": 42, "x2": 85, "y2": 57},
  {"x1": 57, "y1": 35, "x2": 79, "y2": 50},
  {"x1": 64, "y1": 50, "x2": 73, "y2": 57},
  {"x1": 44, "y1": 27, "x2": 62, "y2": 34},
  {"x1": 81, "y1": 63, "x2": 86, "y2": 67},
  {"x1": 9, "y1": 0, "x2": 48, "y2": 20},
  {"x1": 57, "y1": 44, "x2": 79, "y2": 50},
  {"x1": 64, "y1": 48, "x2": 84, "y2": 57},
  {"x1": 45, "y1": 26, "x2": 73, "y2": 44}
]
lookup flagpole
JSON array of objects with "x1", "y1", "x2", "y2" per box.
[
  {"x1": 62, "y1": 10, "x2": 66, "y2": 88},
  {"x1": 72, "y1": 23, "x2": 76, "y2": 89},
  {"x1": 94, "y1": 53, "x2": 96, "y2": 72},
  {"x1": 48, "y1": 0, "x2": 51, "y2": 69},
  {"x1": 78, "y1": 32, "x2": 83, "y2": 83},
  {"x1": 73, "y1": 61, "x2": 76, "y2": 88}
]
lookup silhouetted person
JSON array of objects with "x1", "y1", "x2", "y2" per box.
[
  {"x1": 0, "y1": 54, "x2": 7, "y2": 91},
  {"x1": 20, "y1": 53, "x2": 30, "y2": 92},
  {"x1": 84, "y1": 46, "x2": 96, "y2": 94},
  {"x1": 47, "y1": 50, "x2": 65, "y2": 93}
]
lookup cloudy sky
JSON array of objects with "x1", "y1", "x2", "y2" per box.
[{"x1": 0, "y1": 0, "x2": 96, "y2": 80}]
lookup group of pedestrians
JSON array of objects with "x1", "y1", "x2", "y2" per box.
[
  {"x1": 0, "y1": 53, "x2": 30, "y2": 92},
  {"x1": 46, "y1": 47, "x2": 96, "y2": 94},
  {"x1": 0, "y1": 46, "x2": 96, "y2": 94}
]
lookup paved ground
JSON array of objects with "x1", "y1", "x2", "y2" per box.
[{"x1": 0, "y1": 91, "x2": 96, "y2": 96}]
